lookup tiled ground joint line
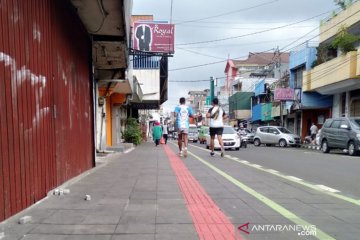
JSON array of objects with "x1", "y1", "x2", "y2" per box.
[{"x1": 163, "y1": 145, "x2": 242, "y2": 240}]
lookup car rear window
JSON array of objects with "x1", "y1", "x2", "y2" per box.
[
  {"x1": 223, "y1": 127, "x2": 236, "y2": 134},
  {"x1": 189, "y1": 127, "x2": 198, "y2": 133},
  {"x1": 259, "y1": 127, "x2": 268, "y2": 132},
  {"x1": 323, "y1": 119, "x2": 332, "y2": 128},
  {"x1": 277, "y1": 127, "x2": 291, "y2": 133},
  {"x1": 268, "y1": 128, "x2": 279, "y2": 134},
  {"x1": 331, "y1": 120, "x2": 341, "y2": 128}
]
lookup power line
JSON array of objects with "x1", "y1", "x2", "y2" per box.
[
  {"x1": 172, "y1": 6, "x2": 360, "y2": 72},
  {"x1": 176, "y1": 47, "x2": 227, "y2": 60},
  {"x1": 169, "y1": 55, "x2": 281, "y2": 82},
  {"x1": 174, "y1": 0, "x2": 279, "y2": 25},
  {"x1": 275, "y1": 7, "x2": 360, "y2": 63},
  {"x1": 176, "y1": 24, "x2": 316, "y2": 30},
  {"x1": 169, "y1": 48, "x2": 275, "y2": 71},
  {"x1": 175, "y1": 19, "x2": 323, "y2": 25},
  {"x1": 169, "y1": 59, "x2": 228, "y2": 71},
  {"x1": 178, "y1": 37, "x2": 318, "y2": 49},
  {"x1": 303, "y1": 53, "x2": 360, "y2": 85},
  {"x1": 176, "y1": 10, "x2": 332, "y2": 46},
  {"x1": 169, "y1": 79, "x2": 211, "y2": 82},
  {"x1": 279, "y1": 26, "x2": 319, "y2": 52}
]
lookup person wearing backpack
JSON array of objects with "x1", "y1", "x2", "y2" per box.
[
  {"x1": 174, "y1": 97, "x2": 194, "y2": 157},
  {"x1": 206, "y1": 98, "x2": 227, "y2": 157}
]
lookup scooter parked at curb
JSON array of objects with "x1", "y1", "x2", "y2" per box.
[{"x1": 240, "y1": 135, "x2": 248, "y2": 148}]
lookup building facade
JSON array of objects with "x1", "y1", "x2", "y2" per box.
[
  {"x1": 226, "y1": 52, "x2": 289, "y2": 126},
  {"x1": 303, "y1": 1, "x2": 360, "y2": 119},
  {"x1": 287, "y1": 42, "x2": 333, "y2": 138}
]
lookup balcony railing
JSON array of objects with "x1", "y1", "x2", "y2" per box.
[
  {"x1": 132, "y1": 54, "x2": 161, "y2": 69},
  {"x1": 302, "y1": 51, "x2": 359, "y2": 91},
  {"x1": 320, "y1": 0, "x2": 360, "y2": 42}
]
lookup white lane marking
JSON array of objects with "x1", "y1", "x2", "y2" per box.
[
  {"x1": 251, "y1": 164, "x2": 263, "y2": 168},
  {"x1": 316, "y1": 185, "x2": 340, "y2": 193},
  {"x1": 185, "y1": 143, "x2": 360, "y2": 206},
  {"x1": 286, "y1": 176, "x2": 303, "y2": 181}
]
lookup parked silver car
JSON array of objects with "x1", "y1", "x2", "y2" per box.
[{"x1": 253, "y1": 126, "x2": 301, "y2": 147}]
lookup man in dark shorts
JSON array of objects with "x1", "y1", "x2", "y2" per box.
[{"x1": 206, "y1": 98, "x2": 227, "y2": 157}]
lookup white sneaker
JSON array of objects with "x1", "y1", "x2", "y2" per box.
[
  {"x1": 183, "y1": 147, "x2": 187, "y2": 157},
  {"x1": 179, "y1": 151, "x2": 183, "y2": 157}
]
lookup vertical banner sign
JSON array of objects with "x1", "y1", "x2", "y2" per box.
[{"x1": 133, "y1": 22, "x2": 175, "y2": 53}]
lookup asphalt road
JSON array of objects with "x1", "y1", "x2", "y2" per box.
[
  {"x1": 168, "y1": 140, "x2": 360, "y2": 239},
  {"x1": 189, "y1": 142, "x2": 360, "y2": 199}
]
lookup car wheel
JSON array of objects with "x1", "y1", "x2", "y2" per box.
[
  {"x1": 348, "y1": 141, "x2": 358, "y2": 156},
  {"x1": 321, "y1": 140, "x2": 330, "y2": 153},
  {"x1": 235, "y1": 147, "x2": 240, "y2": 150},
  {"x1": 254, "y1": 139, "x2": 261, "y2": 146},
  {"x1": 279, "y1": 139, "x2": 287, "y2": 147}
]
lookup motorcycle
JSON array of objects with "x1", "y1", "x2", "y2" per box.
[{"x1": 238, "y1": 132, "x2": 248, "y2": 148}]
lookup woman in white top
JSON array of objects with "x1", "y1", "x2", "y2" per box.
[{"x1": 206, "y1": 98, "x2": 227, "y2": 157}]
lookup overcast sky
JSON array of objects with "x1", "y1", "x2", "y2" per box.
[{"x1": 132, "y1": 0, "x2": 338, "y2": 112}]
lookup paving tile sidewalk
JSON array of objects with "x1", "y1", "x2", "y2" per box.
[{"x1": 0, "y1": 143, "x2": 198, "y2": 240}]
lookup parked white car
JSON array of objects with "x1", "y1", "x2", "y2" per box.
[
  {"x1": 206, "y1": 126, "x2": 241, "y2": 150},
  {"x1": 188, "y1": 124, "x2": 199, "y2": 142}
]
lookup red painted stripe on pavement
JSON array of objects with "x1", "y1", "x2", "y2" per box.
[{"x1": 163, "y1": 145, "x2": 243, "y2": 240}]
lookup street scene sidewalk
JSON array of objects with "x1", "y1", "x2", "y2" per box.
[
  {"x1": 0, "y1": 143, "x2": 202, "y2": 240},
  {"x1": 1, "y1": 141, "x2": 360, "y2": 240}
]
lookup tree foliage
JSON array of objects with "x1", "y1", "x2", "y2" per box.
[
  {"x1": 332, "y1": 26, "x2": 359, "y2": 54},
  {"x1": 334, "y1": 0, "x2": 353, "y2": 10}
]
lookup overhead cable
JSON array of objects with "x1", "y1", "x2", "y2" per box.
[
  {"x1": 176, "y1": 10, "x2": 333, "y2": 46},
  {"x1": 174, "y1": 0, "x2": 279, "y2": 25}
]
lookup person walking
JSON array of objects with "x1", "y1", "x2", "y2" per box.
[
  {"x1": 310, "y1": 122, "x2": 318, "y2": 143},
  {"x1": 174, "y1": 97, "x2": 194, "y2": 157},
  {"x1": 152, "y1": 121, "x2": 163, "y2": 146},
  {"x1": 206, "y1": 98, "x2": 227, "y2": 157},
  {"x1": 162, "y1": 120, "x2": 169, "y2": 144}
]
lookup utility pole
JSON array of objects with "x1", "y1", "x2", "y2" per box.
[
  {"x1": 280, "y1": 100, "x2": 283, "y2": 127},
  {"x1": 210, "y1": 76, "x2": 215, "y2": 102}
]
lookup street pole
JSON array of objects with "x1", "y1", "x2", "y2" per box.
[
  {"x1": 280, "y1": 101, "x2": 283, "y2": 127},
  {"x1": 210, "y1": 76, "x2": 214, "y2": 102}
]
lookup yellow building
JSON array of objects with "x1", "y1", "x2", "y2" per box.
[{"x1": 303, "y1": 1, "x2": 360, "y2": 117}]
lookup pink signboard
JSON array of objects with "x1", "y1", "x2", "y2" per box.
[
  {"x1": 274, "y1": 88, "x2": 295, "y2": 101},
  {"x1": 133, "y1": 22, "x2": 175, "y2": 53}
]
